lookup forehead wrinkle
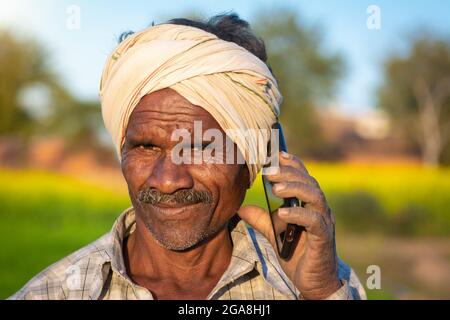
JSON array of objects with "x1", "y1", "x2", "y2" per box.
[
  {"x1": 136, "y1": 99, "x2": 212, "y2": 113},
  {"x1": 129, "y1": 89, "x2": 224, "y2": 136},
  {"x1": 127, "y1": 118, "x2": 223, "y2": 140},
  {"x1": 131, "y1": 109, "x2": 213, "y2": 123},
  {"x1": 129, "y1": 120, "x2": 197, "y2": 136},
  {"x1": 136, "y1": 93, "x2": 199, "y2": 113},
  {"x1": 129, "y1": 110, "x2": 222, "y2": 133},
  {"x1": 135, "y1": 91, "x2": 213, "y2": 115}
]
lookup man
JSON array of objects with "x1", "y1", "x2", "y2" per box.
[{"x1": 10, "y1": 13, "x2": 366, "y2": 300}]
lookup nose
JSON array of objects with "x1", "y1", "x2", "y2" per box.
[{"x1": 146, "y1": 151, "x2": 194, "y2": 194}]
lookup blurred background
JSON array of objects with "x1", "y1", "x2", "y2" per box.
[{"x1": 1, "y1": 0, "x2": 449, "y2": 299}]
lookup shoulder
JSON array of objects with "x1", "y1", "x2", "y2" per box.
[
  {"x1": 8, "y1": 232, "x2": 112, "y2": 300},
  {"x1": 337, "y1": 258, "x2": 367, "y2": 300},
  {"x1": 236, "y1": 219, "x2": 367, "y2": 300}
]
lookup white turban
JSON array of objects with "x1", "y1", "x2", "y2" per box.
[{"x1": 100, "y1": 24, "x2": 282, "y2": 184}]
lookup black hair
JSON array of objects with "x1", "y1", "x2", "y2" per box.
[{"x1": 119, "y1": 12, "x2": 270, "y2": 67}]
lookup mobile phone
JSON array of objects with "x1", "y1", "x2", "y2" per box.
[{"x1": 262, "y1": 122, "x2": 304, "y2": 259}]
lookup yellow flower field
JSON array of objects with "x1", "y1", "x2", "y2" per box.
[{"x1": 1, "y1": 163, "x2": 449, "y2": 299}]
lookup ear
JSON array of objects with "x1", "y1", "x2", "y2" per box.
[{"x1": 242, "y1": 165, "x2": 251, "y2": 189}]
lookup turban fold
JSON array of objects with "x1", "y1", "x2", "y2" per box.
[{"x1": 100, "y1": 24, "x2": 282, "y2": 184}]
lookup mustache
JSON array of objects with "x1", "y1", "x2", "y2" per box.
[{"x1": 138, "y1": 188, "x2": 213, "y2": 205}]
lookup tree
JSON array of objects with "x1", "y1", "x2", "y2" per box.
[
  {"x1": 378, "y1": 33, "x2": 450, "y2": 166},
  {"x1": 44, "y1": 97, "x2": 104, "y2": 150},
  {"x1": 0, "y1": 30, "x2": 56, "y2": 137},
  {"x1": 252, "y1": 8, "x2": 344, "y2": 158},
  {"x1": 0, "y1": 29, "x2": 104, "y2": 150}
]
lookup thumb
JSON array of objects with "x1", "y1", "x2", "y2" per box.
[{"x1": 237, "y1": 205, "x2": 274, "y2": 242}]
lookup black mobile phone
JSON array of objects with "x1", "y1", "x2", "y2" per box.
[{"x1": 262, "y1": 122, "x2": 304, "y2": 259}]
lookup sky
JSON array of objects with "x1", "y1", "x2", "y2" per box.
[{"x1": 0, "y1": 0, "x2": 449, "y2": 116}]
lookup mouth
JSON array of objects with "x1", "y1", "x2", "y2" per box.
[{"x1": 147, "y1": 202, "x2": 205, "y2": 220}]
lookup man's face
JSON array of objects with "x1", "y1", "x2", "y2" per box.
[{"x1": 121, "y1": 88, "x2": 249, "y2": 251}]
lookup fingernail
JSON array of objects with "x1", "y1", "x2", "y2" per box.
[
  {"x1": 281, "y1": 151, "x2": 291, "y2": 159},
  {"x1": 274, "y1": 183, "x2": 286, "y2": 192},
  {"x1": 278, "y1": 208, "x2": 288, "y2": 216},
  {"x1": 263, "y1": 166, "x2": 279, "y2": 176}
]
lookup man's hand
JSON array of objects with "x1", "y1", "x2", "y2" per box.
[{"x1": 238, "y1": 151, "x2": 341, "y2": 300}]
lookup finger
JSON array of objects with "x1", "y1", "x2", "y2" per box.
[
  {"x1": 272, "y1": 181, "x2": 328, "y2": 213},
  {"x1": 237, "y1": 205, "x2": 278, "y2": 244},
  {"x1": 279, "y1": 152, "x2": 322, "y2": 189},
  {"x1": 271, "y1": 209, "x2": 288, "y2": 235},
  {"x1": 278, "y1": 206, "x2": 332, "y2": 239},
  {"x1": 279, "y1": 152, "x2": 310, "y2": 175},
  {"x1": 264, "y1": 165, "x2": 318, "y2": 188}
]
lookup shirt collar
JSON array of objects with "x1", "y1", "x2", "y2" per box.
[{"x1": 97, "y1": 207, "x2": 298, "y2": 299}]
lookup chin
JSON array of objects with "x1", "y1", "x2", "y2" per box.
[
  {"x1": 143, "y1": 212, "x2": 217, "y2": 251},
  {"x1": 147, "y1": 223, "x2": 211, "y2": 251}
]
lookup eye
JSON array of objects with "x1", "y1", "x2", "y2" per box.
[
  {"x1": 192, "y1": 142, "x2": 211, "y2": 152},
  {"x1": 137, "y1": 144, "x2": 160, "y2": 152}
]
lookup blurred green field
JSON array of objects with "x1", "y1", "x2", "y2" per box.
[
  {"x1": 247, "y1": 163, "x2": 450, "y2": 236},
  {"x1": 1, "y1": 163, "x2": 449, "y2": 299},
  {"x1": 0, "y1": 170, "x2": 131, "y2": 299}
]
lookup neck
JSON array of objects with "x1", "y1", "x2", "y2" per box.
[{"x1": 124, "y1": 216, "x2": 233, "y2": 294}]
